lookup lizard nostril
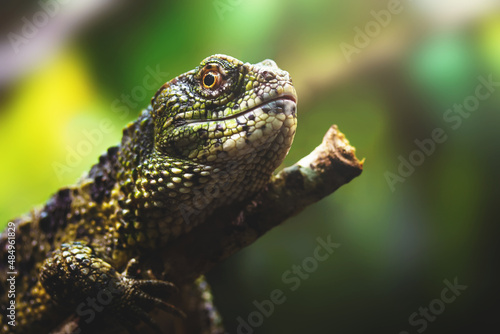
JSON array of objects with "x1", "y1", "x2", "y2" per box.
[{"x1": 262, "y1": 70, "x2": 274, "y2": 81}]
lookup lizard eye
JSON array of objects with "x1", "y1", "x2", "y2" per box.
[{"x1": 202, "y1": 71, "x2": 221, "y2": 90}]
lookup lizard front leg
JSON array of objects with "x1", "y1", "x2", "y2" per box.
[{"x1": 39, "y1": 242, "x2": 184, "y2": 333}]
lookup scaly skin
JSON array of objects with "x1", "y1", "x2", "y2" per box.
[{"x1": 0, "y1": 54, "x2": 297, "y2": 333}]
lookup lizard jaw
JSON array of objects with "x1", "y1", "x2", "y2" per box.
[{"x1": 183, "y1": 92, "x2": 296, "y2": 125}]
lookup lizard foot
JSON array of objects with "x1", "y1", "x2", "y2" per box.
[{"x1": 40, "y1": 242, "x2": 185, "y2": 333}]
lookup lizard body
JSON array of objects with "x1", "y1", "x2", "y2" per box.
[{"x1": 0, "y1": 55, "x2": 297, "y2": 333}]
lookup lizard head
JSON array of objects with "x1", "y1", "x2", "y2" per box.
[{"x1": 151, "y1": 54, "x2": 297, "y2": 168}]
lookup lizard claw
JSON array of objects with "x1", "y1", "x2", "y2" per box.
[
  {"x1": 120, "y1": 277, "x2": 186, "y2": 319},
  {"x1": 108, "y1": 277, "x2": 185, "y2": 334},
  {"x1": 40, "y1": 242, "x2": 184, "y2": 333}
]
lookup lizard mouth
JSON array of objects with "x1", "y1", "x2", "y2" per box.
[
  {"x1": 184, "y1": 92, "x2": 297, "y2": 125},
  {"x1": 215, "y1": 93, "x2": 296, "y2": 122}
]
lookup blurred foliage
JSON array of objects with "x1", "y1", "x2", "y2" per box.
[{"x1": 0, "y1": 0, "x2": 499, "y2": 333}]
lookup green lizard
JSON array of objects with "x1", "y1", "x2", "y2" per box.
[{"x1": 0, "y1": 54, "x2": 297, "y2": 333}]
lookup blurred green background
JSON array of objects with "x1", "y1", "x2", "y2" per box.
[{"x1": 1, "y1": 0, "x2": 499, "y2": 333}]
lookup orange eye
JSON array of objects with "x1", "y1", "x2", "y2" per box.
[{"x1": 202, "y1": 71, "x2": 221, "y2": 89}]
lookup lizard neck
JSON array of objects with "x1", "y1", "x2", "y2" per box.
[
  {"x1": 89, "y1": 106, "x2": 288, "y2": 251},
  {"x1": 106, "y1": 108, "x2": 275, "y2": 250}
]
